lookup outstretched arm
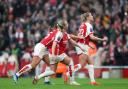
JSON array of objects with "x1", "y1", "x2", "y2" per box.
[
  {"x1": 90, "y1": 34, "x2": 107, "y2": 42},
  {"x1": 69, "y1": 34, "x2": 85, "y2": 40},
  {"x1": 69, "y1": 38, "x2": 85, "y2": 52}
]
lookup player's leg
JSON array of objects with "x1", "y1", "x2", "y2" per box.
[
  {"x1": 86, "y1": 56, "x2": 99, "y2": 85},
  {"x1": 33, "y1": 65, "x2": 56, "y2": 85},
  {"x1": 13, "y1": 43, "x2": 48, "y2": 83},
  {"x1": 32, "y1": 54, "x2": 56, "y2": 84},
  {"x1": 61, "y1": 55, "x2": 80, "y2": 85},
  {"x1": 44, "y1": 63, "x2": 57, "y2": 84},
  {"x1": 42, "y1": 54, "x2": 53, "y2": 84},
  {"x1": 16, "y1": 56, "x2": 41, "y2": 77},
  {"x1": 74, "y1": 54, "x2": 87, "y2": 72},
  {"x1": 77, "y1": 53, "x2": 97, "y2": 84},
  {"x1": 75, "y1": 48, "x2": 98, "y2": 85},
  {"x1": 42, "y1": 54, "x2": 50, "y2": 66},
  {"x1": 13, "y1": 56, "x2": 41, "y2": 83},
  {"x1": 74, "y1": 43, "x2": 99, "y2": 85},
  {"x1": 73, "y1": 43, "x2": 87, "y2": 73},
  {"x1": 43, "y1": 54, "x2": 58, "y2": 84},
  {"x1": 33, "y1": 65, "x2": 55, "y2": 85},
  {"x1": 36, "y1": 54, "x2": 56, "y2": 79}
]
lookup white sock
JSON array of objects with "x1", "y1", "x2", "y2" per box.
[
  {"x1": 68, "y1": 60, "x2": 75, "y2": 82},
  {"x1": 74, "y1": 64, "x2": 82, "y2": 72},
  {"x1": 16, "y1": 64, "x2": 32, "y2": 77},
  {"x1": 87, "y1": 65, "x2": 95, "y2": 82},
  {"x1": 68, "y1": 63, "x2": 82, "y2": 82},
  {"x1": 44, "y1": 76, "x2": 50, "y2": 82},
  {"x1": 44, "y1": 66, "x2": 51, "y2": 82},
  {"x1": 71, "y1": 72, "x2": 75, "y2": 82},
  {"x1": 16, "y1": 72, "x2": 20, "y2": 77},
  {"x1": 37, "y1": 70, "x2": 55, "y2": 79}
]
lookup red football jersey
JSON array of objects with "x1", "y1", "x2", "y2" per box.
[
  {"x1": 78, "y1": 22, "x2": 94, "y2": 45},
  {"x1": 58, "y1": 32, "x2": 70, "y2": 54},
  {"x1": 49, "y1": 32, "x2": 70, "y2": 55},
  {"x1": 40, "y1": 28, "x2": 62, "y2": 50}
]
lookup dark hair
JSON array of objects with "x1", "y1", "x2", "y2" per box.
[{"x1": 81, "y1": 12, "x2": 91, "y2": 22}]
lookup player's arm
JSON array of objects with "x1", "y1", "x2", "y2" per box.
[
  {"x1": 52, "y1": 31, "x2": 62, "y2": 56},
  {"x1": 69, "y1": 38, "x2": 85, "y2": 52},
  {"x1": 87, "y1": 24, "x2": 107, "y2": 42},
  {"x1": 89, "y1": 34, "x2": 107, "y2": 42},
  {"x1": 52, "y1": 41, "x2": 57, "y2": 56},
  {"x1": 70, "y1": 24, "x2": 85, "y2": 40},
  {"x1": 69, "y1": 34, "x2": 85, "y2": 40}
]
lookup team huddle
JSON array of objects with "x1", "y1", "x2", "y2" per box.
[{"x1": 13, "y1": 12, "x2": 107, "y2": 85}]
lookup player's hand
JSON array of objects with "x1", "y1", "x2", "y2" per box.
[
  {"x1": 51, "y1": 54, "x2": 56, "y2": 60},
  {"x1": 79, "y1": 36, "x2": 85, "y2": 39},
  {"x1": 102, "y1": 37, "x2": 108, "y2": 42}
]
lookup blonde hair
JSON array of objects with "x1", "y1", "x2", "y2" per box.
[
  {"x1": 81, "y1": 12, "x2": 90, "y2": 22},
  {"x1": 57, "y1": 19, "x2": 68, "y2": 31}
]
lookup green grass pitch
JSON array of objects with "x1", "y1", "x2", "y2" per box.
[{"x1": 0, "y1": 77, "x2": 128, "y2": 89}]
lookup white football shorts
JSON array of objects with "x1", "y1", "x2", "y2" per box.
[
  {"x1": 49, "y1": 53, "x2": 67, "y2": 64},
  {"x1": 75, "y1": 42, "x2": 89, "y2": 55},
  {"x1": 33, "y1": 43, "x2": 48, "y2": 59}
]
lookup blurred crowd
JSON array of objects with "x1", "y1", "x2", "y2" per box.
[{"x1": 0, "y1": 0, "x2": 128, "y2": 77}]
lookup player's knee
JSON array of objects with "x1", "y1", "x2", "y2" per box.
[
  {"x1": 62, "y1": 57, "x2": 71, "y2": 65},
  {"x1": 87, "y1": 59, "x2": 93, "y2": 65},
  {"x1": 31, "y1": 57, "x2": 41, "y2": 68},
  {"x1": 31, "y1": 63, "x2": 36, "y2": 68}
]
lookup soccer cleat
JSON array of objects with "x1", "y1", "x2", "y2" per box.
[
  {"x1": 63, "y1": 72, "x2": 69, "y2": 84},
  {"x1": 32, "y1": 76, "x2": 39, "y2": 85},
  {"x1": 13, "y1": 74, "x2": 18, "y2": 83},
  {"x1": 70, "y1": 81, "x2": 80, "y2": 85},
  {"x1": 44, "y1": 81, "x2": 51, "y2": 85},
  {"x1": 89, "y1": 81, "x2": 100, "y2": 85}
]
